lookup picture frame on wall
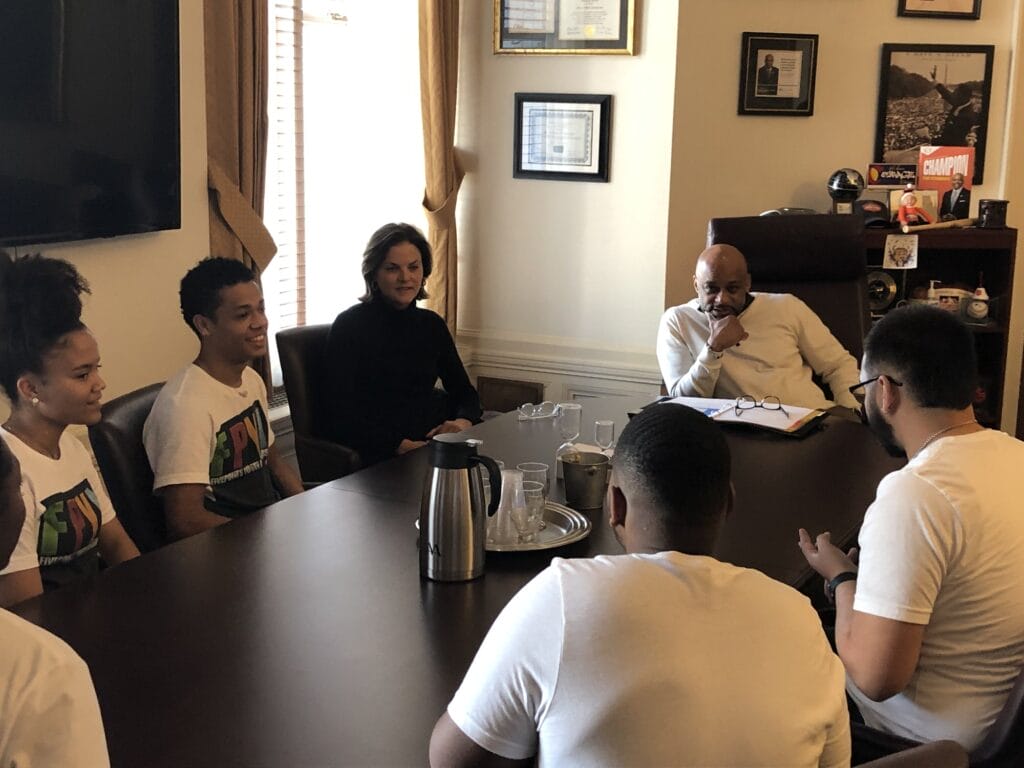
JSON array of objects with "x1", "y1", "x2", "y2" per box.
[
  {"x1": 874, "y1": 43, "x2": 993, "y2": 184},
  {"x1": 494, "y1": 0, "x2": 636, "y2": 55},
  {"x1": 513, "y1": 93, "x2": 611, "y2": 182},
  {"x1": 897, "y1": 0, "x2": 982, "y2": 20},
  {"x1": 737, "y1": 32, "x2": 819, "y2": 116}
]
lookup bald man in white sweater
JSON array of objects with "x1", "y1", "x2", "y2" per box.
[{"x1": 657, "y1": 244, "x2": 861, "y2": 411}]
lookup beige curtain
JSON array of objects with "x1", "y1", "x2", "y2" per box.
[
  {"x1": 419, "y1": 0, "x2": 464, "y2": 333},
  {"x1": 204, "y1": 0, "x2": 276, "y2": 382}
]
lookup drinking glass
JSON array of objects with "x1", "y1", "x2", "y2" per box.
[
  {"x1": 522, "y1": 481, "x2": 546, "y2": 543},
  {"x1": 594, "y1": 420, "x2": 615, "y2": 454},
  {"x1": 482, "y1": 460, "x2": 504, "y2": 509},
  {"x1": 557, "y1": 402, "x2": 582, "y2": 445},
  {"x1": 517, "y1": 462, "x2": 549, "y2": 530}
]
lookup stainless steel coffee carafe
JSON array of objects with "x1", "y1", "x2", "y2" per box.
[{"x1": 419, "y1": 434, "x2": 501, "y2": 581}]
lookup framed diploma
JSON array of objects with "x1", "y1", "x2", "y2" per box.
[
  {"x1": 897, "y1": 0, "x2": 982, "y2": 20},
  {"x1": 495, "y1": 0, "x2": 636, "y2": 55},
  {"x1": 513, "y1": 93, "x2": 611, "y2": 182}
]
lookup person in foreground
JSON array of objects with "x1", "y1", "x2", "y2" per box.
[
  {"x1": 144, "y1": 257, "x2": 303, "y2": 540},
  {"x1": 799, "y1": 305, "x2": 1024, "y2": 750},
  {"x1": 0, "y1": 427, "x2": 110, "y2": 765},
  {"x1": 0, "y1": 253, "x2": 139, "y2": 608},
  {"x1": 657, "y1": 243, "x2": 861, "y2": 410},
  {"x1": 323, "y1": 223, "x2": 482, "y2": 467},
  {"x1": 430, "y1": 404, "x2": 850, "y2": 767}
]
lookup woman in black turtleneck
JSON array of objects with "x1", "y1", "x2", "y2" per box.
[{"x1": 323, "y1": 223, "x2": 482, "y2": 467}]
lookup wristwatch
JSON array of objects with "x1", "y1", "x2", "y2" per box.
[{"x1": 826, "y1": 571, "x2": 858, "y2": 604}]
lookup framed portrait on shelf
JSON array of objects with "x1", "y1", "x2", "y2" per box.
[
  {"x1": 494, "y1": 0, "x2": 636, "y2": 55},
  {"x1": 737, "y1": 32, "x2": 818, "y2": 116},
  {"x1": 513, "y1": 93, "x2": 611, "y2": 182},
  {"x1": 874, "y1": 43, "x2": 993, "y2": 184},
  {"x1": 897, "y1": 0, "x2": 982, "y2": 20}
]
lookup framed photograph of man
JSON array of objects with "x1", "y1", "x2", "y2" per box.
[
  {"x1": 874, "y1": 44, "x2": 993, "y2": 184},
  {"x1": 897, "y1": 0, "x2": 982, "y2": 20},
  {"x1": 738, "y1": 33, "x2": 818, "y2": 116}
]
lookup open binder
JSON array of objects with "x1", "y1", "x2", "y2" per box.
[{"x1": 639, "y1": 396, "x2": 829, "y2": 438}]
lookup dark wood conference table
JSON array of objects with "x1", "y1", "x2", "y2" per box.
[{"x1": 12, "y1": 397, "x2": 902, "y2": 767}]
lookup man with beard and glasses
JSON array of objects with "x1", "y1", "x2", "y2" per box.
[
  {"x1": 656, "y1": 244, "x2": 861, "y2": 410},
  {"x1": 430, "y1": 404, "x2": 850, "y2": 767},
  {"x1": 798, "y1": 305, "x2": 1024, "y2": 751}
]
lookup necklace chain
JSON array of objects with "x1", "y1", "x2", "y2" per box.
[
  {"x1": 918, "y1": 419, "x2": 979, "y2": 455},
  {"x1": 1, "y1": 423, "x2": 60, "y2": 460}
]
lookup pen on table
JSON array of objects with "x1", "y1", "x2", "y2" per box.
[{"x1": 709, "y1": 403, "x2": 733, "y2": 418}]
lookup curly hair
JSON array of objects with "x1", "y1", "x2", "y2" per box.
[
  {"x1": 179, "y1": 257, "x2": 256, "y2": 337},
  {"x1": 0, "y1": 251, "x2": 90, "y2": 401}
]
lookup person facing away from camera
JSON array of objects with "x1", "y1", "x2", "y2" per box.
[
  {"x1": 657, "y1": 243, "x2": 861, "y2": 411},
  {"x1": 322, "y1": 223, "x2": 481, "y2": 468},
  {"x1": 800, "y1": 305, "x2": 1024, "y2": 750},
  {"x1": 0, "y1": 252, "x2": 139, "y2": 608},
  {"x1": 144, "y1": 257, "x2": 303, "y2": 540},
  {"x1": 0, "y1": 437, "x2": 110, "y2": 766},
  {"x1": 431, "y1": 404, "x2": 850, "y2": 768}
]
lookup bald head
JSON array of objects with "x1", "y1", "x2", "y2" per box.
[{"x1": 694, "y1": 244, "x2": 751, "y2": 318}]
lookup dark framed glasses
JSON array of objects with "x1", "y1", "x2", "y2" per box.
[
  {"x1": 734, "y1": 395, "x2": 789, "y2": 418},
  {"x1": 848, "y1": 375, "x2": 903, "y2": 396}
]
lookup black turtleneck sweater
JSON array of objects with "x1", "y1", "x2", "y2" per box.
[{"x1": 322, "y1": 299, "x2": 482, "y2": 466}]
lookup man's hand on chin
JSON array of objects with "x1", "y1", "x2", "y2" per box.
[{"x1": 708, "y1": 314, "x2": 749, "y2": 352}]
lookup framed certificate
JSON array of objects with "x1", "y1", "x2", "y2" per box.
[
  {"x1": 513, "y1": 93, "x2": 611, "y2": 182},
  {"x1": 897, "y1": 0, "x2": 982, "y2": 20},
  {"x1": 495, "y1": 0, "x2": 636, "y2": 55}
]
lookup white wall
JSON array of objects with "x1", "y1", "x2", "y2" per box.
[
  {"x1": 456, "y1": 2, "x2": 678, "y2": 396},
  {"x1": 0, "y1": 0, "x2": 208, "y2": 422}
]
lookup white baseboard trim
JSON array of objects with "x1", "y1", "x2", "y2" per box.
[{"x1": 458, "y1": 329, "x2": 663, "y2": 400}]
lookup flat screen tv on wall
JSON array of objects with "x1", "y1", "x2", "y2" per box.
[{"x1": 0, "y1": 1, "x2": 181, "y2": 247}]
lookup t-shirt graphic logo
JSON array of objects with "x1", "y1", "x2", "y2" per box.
[
  {"x1": 210, "y1": 401, "x2": 270, "y2": 485},
  {"x1": 37, "y1": 479, "x2": 101, "y2": 564}
]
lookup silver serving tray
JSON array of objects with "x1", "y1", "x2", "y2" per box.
[{"x1": 487, "y1": 501, "x2": 592, "y2": 552}]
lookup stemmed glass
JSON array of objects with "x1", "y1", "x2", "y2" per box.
[
  {"x1": 595, "y1": 420, "x2": 615, "y2": 455},
  {"x1": 555, "y1": 403, "x2": 582, "y2": 457}
]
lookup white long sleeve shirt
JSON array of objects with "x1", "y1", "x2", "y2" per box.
[{"x1": 656, "y1": 292, "x2": 861, "y2": 410}]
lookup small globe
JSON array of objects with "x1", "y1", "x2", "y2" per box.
[{"x1": 827, "y1": 168, "x2": 865, "y2": 202}]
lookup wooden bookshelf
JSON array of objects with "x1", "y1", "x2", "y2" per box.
[{"x1": 863, "y1": 227, "x2": 1018, "y2": 428}]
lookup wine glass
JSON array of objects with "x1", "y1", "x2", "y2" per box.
[
  {"x1": 556, "y1": 402, "x2": 582, "y2": 450},
  {"x1": 595, "y1": 420, "x2": 615, "y2": 455}
]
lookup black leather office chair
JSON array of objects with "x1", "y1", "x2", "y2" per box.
[
  {"x1": 858, "y1": 740, "x2": 968, "y2": 767},
  {"x1": 276, "y1": 324, "x2": 361, "y2": 484},
  {"x1": 88, "y1": 382, "x2": 167, "y2": 553},
  {"x1": 852, "y1": 665, "x2": 1024, "y2": 767},
  {"x1": 706, "y1": 214, "x2": 870, "y2": 361}
]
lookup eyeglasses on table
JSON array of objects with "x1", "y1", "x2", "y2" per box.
[{"x1": 734, "y1": 395, "x2": 789, "y2": 418}]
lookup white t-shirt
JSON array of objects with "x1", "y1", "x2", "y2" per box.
[
  {"x1": 449, "y1": 552, "x2": 850, "y2": 767},
  {"x1": 850, "y1": 429, "x2": 1024, "y2": 750},
  {"x1": 0, "y1": 429, "x2": 116, "y2": 588},
  {"x1": 143, "y1": 364, "x2": 278, "y2": 517},
  {"x1": 656, "y1": 292, "x2": 861, "y2": 410},
  {"x1": 0, "y1": 608, "x2": 109, "y2": 767}
]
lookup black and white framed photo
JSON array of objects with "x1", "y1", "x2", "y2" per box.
[
  {"x1": 737, "y1": 32, "x2": 818, "y2": 116},
  {"x1": 513, "y1": 93, "x2": 611, "y2": 182},
  {"x1": 874, "y1": 43, "x2": 993, "y2": 184},
  {"x1": 897, "y1": 0, "x2": 982, "y2": 20}
]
